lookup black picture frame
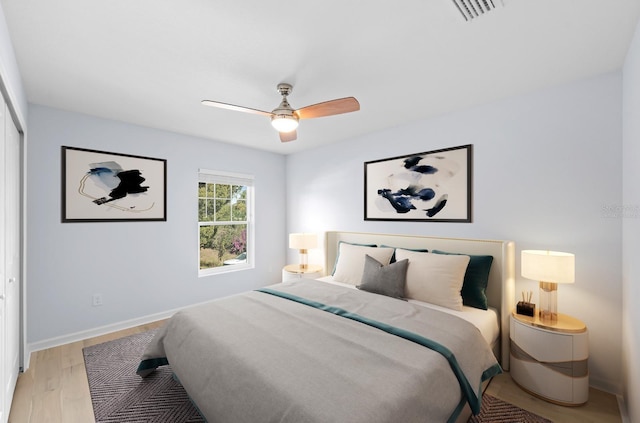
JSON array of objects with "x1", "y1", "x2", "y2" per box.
[
  {"x1": 61, "y1": 146, "x2": 167, "y2": 222},
  {"x1": 364, "y1": 144, "x2": 472, "y2": 222}
]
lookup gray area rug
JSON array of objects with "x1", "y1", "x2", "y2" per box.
[
  {"x1": 469, "y1": 394, "x2": 553, "y2": 423},
  {"x1": 84, "y1": 329, "x2": 552, "y2": 423},
  {"x1": 83, "y1": 329, "x2": 204, "y2": 423}
]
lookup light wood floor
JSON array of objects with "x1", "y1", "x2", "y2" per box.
[
  {"x1": 9, "y1": 320, "x2": 622, "y2": 423},
  {"x1": 8, "y1": 320, "x2": 166, "y2": 423},
  {"x1": 486, "y1": 372, "x2": 622, "y2": 423}
]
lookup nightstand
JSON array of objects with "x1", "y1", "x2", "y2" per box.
[
  {"x1": 510, "y1": 312, "x2": 589, "y2": 406},
  {"x1": 282, "y1": 264, "x2": 323, "y2": 282}
]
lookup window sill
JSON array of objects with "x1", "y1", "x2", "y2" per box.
[{"x1": 198, "y1": 263, "x2": 254, "y2": 278}]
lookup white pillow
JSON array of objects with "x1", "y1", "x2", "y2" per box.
[
  {"x1": 395, "y1": 249, "x2": 470, "y2": 311},
  {"x1": 332, "y1": 243, "x2": 394, "y2": 285}
]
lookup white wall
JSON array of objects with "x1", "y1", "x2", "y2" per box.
[
  {"x1": 0, "y1": 2, "x2": 27, "y2": 128},
  {"x1": 286, "y1": 72, "x2": 623, "y2": 393},
  {"x1": 26, "y1": 105, "x2": 287, "y2": 346},
  {"x1": 622, "y1": 17, "x2": 640, "y2": 423}
]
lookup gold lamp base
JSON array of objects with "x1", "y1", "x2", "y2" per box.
[
  {"x1": 539, "y1": 281, "x2": 558, "y2": 322},
  {"x1": 298, "y1": 248, "x2": 308, "y2": 270}
]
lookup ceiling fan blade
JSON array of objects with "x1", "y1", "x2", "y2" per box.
[
  {"x1": 201, "y1": 100, "x2": 273, "y2": 117},
  {"x1": 279, "y1": 130, "x2": 297, "y2": 143},
  {"x1": 294, "y1": 97, "x2": 360, "y2": 119}
]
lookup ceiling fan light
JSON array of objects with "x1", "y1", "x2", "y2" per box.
[{"x1": 271, "y1": 115, "x2": 299, "y2": 133}]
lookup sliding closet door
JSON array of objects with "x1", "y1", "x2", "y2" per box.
[
  {"x1": 0, "y1": 99, "x2": 21, "y2": 422},
  {"x1": 3, "y1": 99, "x2": 20, "y2": 418},
  {"x1": 0, "y1": 97, "x2": 6, "y2": 423}
]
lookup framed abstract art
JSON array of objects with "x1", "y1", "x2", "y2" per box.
[
  {"x1": 61, "y1": 146, "x2": 167, "y2": 222},
  {"x1": 364, "y1": 144, "x2": 472, "y2": 222}
]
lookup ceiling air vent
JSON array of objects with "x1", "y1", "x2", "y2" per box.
[{"x1": 452, "y1": 0, "x2": 502, "y2": 21}]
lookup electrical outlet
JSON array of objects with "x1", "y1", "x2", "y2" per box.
[{"x1": 92, "y1": 293, "x2": 103, "y2": 307}]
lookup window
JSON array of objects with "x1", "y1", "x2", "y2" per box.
[{"x1": 198, "y1": 169, "x2": 254, "y2": 276}]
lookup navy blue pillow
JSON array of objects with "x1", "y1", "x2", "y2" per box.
[{"x1": 431, "y1": 250, "x2": 493, "y2": 310}]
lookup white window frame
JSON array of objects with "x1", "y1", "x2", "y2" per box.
[{"x1": 198, "y1": 169, "x2": 255, "y2": 277}]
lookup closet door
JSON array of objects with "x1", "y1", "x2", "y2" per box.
[
  {"x1": 3, "y1": 100, "x2": 20, "y2": 419},
  {"x1": 2, "y1": 100, "x2": 20, "y2": 421},
  {"x1": 0, "y1": 96, "x2": 6, "y2": 423}
]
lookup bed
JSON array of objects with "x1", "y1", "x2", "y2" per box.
[{"x1": 138, "y1": 231, "x2": 515, "y2": 423}]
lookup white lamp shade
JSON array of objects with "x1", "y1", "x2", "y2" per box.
[
  {"x1": 289, "y1": 233, "x2": 318, "y2": 250},
  {"x1": 521, "y1": 250, "x2": 575, "y2": 283},
  {"x1": 271, "y1": 115, "x2": 299, "y2": 132}
]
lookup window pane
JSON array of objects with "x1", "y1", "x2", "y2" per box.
[
  {"x1": 198, "y1": 199, "x2": 206, "y2": 221},
  {"x1": 233, "y1": 199, "x2": 246, "y2": 221},
  {"x1": 198, "y1": 182, "x2": 206, "y2": 197},
  {"x1": 207, "y1": 183, "x2": 215, "y2": 197},
  {"x1": 215, "y1": 199, "x2": 231, "y2": 221},
  {"x1": 232, "y1": 185, "x2": 246, "y2": 200},
  {"x1": 199, "y1": 224, "x2": 247, "y2": 269},
  {"x1": 200, "y1": 199, "x2": 214, "y2": 221},
  {"x1": 216, "y1": 184, "x2": 231, "y2": 199}
]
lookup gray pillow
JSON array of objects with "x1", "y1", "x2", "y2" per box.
[{"x1": 357, "y1": 254, "x2": 408, "y2": 299}]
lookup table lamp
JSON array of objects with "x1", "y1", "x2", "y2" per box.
[
  {"x1": 289, "y1": 233, "x2": 318, "y2": 271},
  {"x1": 521, "y1": 250, "x2": 575, "y2": 322}
]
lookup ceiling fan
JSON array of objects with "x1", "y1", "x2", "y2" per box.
[{"x1": 201, "y1": 83, "x2": 360, "y2": 142}]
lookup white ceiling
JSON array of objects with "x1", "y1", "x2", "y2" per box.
[{"x1": 2, "y1": 0, "x2": 639, "y2": 154}]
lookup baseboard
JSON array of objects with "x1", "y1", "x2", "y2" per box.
[
  {"x1": 589, "y1": 376, "x2": 622, "y2": 398},
  {"x1": 24, "y1": 295, "x2": 229, "y2": 370},
  {"x1": 617, "y1": 394, "x2": 630, "y2": 423},
  {"x1": 24, "y1": 307, "x2": 179, "y2": 370}
]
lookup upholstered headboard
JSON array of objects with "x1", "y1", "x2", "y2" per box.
[{"x1": 324, "y1": 231, "x2": 516, "y2": 370}]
